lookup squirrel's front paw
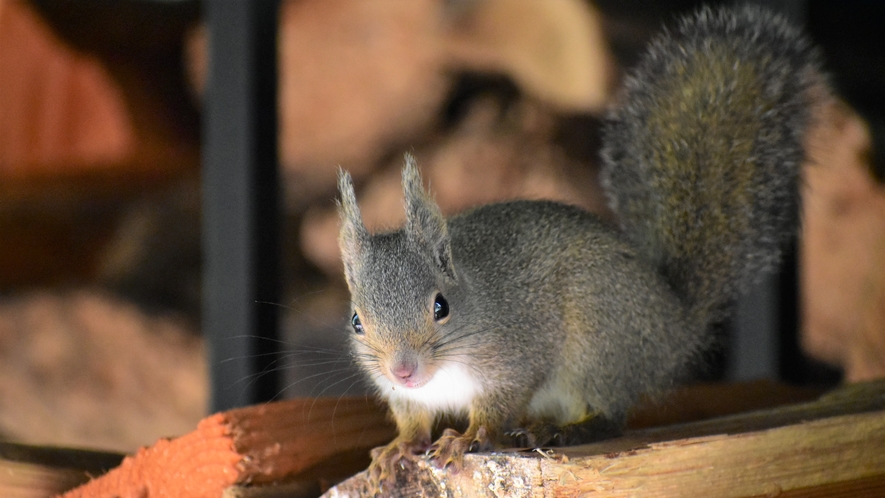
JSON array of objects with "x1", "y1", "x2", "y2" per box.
[
  {"x1": 427, "y1": 427, "x2": 493, "y2": 471},
  {"x1": 366, "y1": 437, "x2": 429, "y2": 493}
]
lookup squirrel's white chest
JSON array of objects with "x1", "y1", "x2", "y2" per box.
[{"x1": 378, "y1": 363, "x2": 479, "y2": 413}]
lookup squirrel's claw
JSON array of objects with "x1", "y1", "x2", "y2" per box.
[
  {"x1": 509, "y1": 414, "x2": 623, "y2": 449},
  {"x1": 427, "y1": 426, "x2": 492, "y2": 471},
  {"x1": 366, "y1": 437, "x2": 427, "y2": 494},
  {"x1": 507, "y1": 423, "x2": 562, "y2": 448}
]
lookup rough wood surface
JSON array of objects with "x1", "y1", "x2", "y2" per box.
[
  {"x1": 58, "y1": 397, "x2": 394, "y2": 498},
  {"x1": 323, "y1": 381, "x2": 885, "y2": 497}
]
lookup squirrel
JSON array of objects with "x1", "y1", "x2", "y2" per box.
[{"x1": 336, "y1": 5, "x2": 828, "y2": 490}]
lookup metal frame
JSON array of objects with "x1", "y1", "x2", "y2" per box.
[{"x1": 202, "y1": 1, "x2": 281, "y2": 411}]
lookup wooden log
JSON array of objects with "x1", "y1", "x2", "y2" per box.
[
  {"x1": 323, "y1": 380, "x2": 885, "y2": 497},
  {"x1": 58, "y1": 397, "x2": 394, "y2": 498}
]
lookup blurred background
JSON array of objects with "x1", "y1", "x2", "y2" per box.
[{"x1": 0, "y1": 0, "x2": 883, "y2": 455}]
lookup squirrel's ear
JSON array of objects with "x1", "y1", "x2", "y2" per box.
[
  {"x1": 337, "y1": 168, "x2": 368, "y2": 285},
  {"x1": 402, "y1": 155, "x2": 457, "y2": 281}
]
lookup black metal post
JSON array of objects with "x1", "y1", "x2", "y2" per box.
[
  {"x1": 202, "y1": 1, "x2": 281, "y2": 411},
  {"x1": 728, "y1": 0, "x2": 805, "y2": 382}
]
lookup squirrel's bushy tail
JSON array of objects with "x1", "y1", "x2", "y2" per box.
[{"x1": 601, "y1": 6, "x2": 826, "y2": 329}]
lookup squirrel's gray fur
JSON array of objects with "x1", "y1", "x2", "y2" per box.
[
  {"x1": 601, "y1": 5, "x2": 822, "y2": 330},
  {"x1": 337, "y1": 5, "x2": 828, "y2": 486}
]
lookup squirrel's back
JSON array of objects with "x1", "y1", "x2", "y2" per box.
[{"x1": 602, "y1": 6, "x2": 826, "y2": 328}]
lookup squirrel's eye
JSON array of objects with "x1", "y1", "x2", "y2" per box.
[
  {"x1": 433, "y1": 293, "x2": 449, "y2": 321},
  {"x1": 350, "y1": 313, "x2": 364, "y2": 334}
]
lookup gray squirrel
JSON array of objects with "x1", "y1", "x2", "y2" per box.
[{"x1": 336, "y1": 5, "x2": 829, "y2": 489}]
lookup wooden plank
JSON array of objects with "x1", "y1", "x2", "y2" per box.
[
  {"x1": 59, "y1": 397, "x2": 394, "y2": 498},
  {"x1": 322, "y1": 380, "x2": 885, "y2": 497}
]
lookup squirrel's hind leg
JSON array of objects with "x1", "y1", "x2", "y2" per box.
[{"x1": 509, "y1": 412, "x2": 623, "y2": 448}]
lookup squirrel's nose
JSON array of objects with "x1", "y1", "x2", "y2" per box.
[{"x1": 391, "y1": 362, "x2": 416, "y2": 381}]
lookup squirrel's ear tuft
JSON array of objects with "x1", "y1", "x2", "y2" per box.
[
  {"x1": 402, "y1": 155, "x2": 457, "y2": 281},
  {"x1": 337, "y1": 168, "x2": 368, "y2": 285}
]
